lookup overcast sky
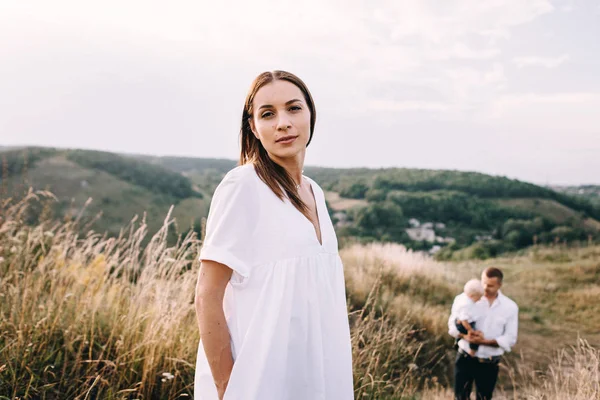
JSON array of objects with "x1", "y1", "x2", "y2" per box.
[{"x1": 1, "y1": 0, "x2": 599, "y2": 185}]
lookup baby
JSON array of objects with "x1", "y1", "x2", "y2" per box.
[{"x1": 453, "y1": 278, "x2": 484, "y2": 356}]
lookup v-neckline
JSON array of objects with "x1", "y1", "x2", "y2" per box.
[{"x1": 304, "y1": 177, "x2": 324, "y2": 247}]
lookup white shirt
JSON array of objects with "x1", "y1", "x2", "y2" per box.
[
  {"x1": 448, "y1": 291, "x2": 519, "y2": 358},
  {"x1": 195, "y1": 164, "x2": 354, "y2": 400},
  {"x1": 452, "y1": 293, "x2": 480, "y2": 323}
]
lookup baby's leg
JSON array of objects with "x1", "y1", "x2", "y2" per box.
[{"x1": 455, "y1": 319, "x2": 469, "y2": 335}]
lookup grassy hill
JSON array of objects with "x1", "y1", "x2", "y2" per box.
[
  {"x1": 2, "y1": 146, "x2": 599, "y2": 257},
  {"x1": 0, "y1": 147, "x2": 208, "y2": 240}
]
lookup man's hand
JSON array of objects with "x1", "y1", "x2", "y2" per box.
[
  {"x1": 467, "y1": 331, "x2": 499, "y2": 347},
  {"x1": 466, "y1": 330, "x2": 484, "y2": 344}
]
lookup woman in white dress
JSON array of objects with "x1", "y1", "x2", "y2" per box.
[{"x1": 194, "y1": 70, "x2": 354, "y2": 400}]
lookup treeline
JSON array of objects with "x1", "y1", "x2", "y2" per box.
[
  {"x1": 339, "y1": 192, "x2": 598, "y2": 258},
  {"x1": 321, "y1": 169, "x2": 600, "y2": 257},
  {"x1": 436, "y1": 216, "x2": 596, "y2": 260},
  {"x1": 67, "y1": 150, "x2": 201, "y2": 201},
  {"x1": 308, "y1": 167, "x2": 600, "y2": 220}
]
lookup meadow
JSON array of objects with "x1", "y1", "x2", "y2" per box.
[{"x1": 1, "y1": 190, "x2": 599, "y2": 399}]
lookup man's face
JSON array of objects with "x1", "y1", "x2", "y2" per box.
[{"x1": 481, "y1": 274, "x2": 502, "y2": 297}]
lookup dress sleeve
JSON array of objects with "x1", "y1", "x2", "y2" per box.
[{"x1": 199, "y1": 168, "x2": 258, "y2": 282}]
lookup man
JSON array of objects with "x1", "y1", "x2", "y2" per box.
[{"x1": 448, "y1": 267, "x2": 519, "y2": 400}]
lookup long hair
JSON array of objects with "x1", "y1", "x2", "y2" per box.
[{"x1": 240, "y1": 70, "x2": 316, "y2": 218}]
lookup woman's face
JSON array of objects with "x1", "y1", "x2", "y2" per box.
[{"x1": 250, "y1": 79, "x2": 311, "y2": 161}]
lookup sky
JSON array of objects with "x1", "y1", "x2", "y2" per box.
[{"x1": 1, "y1": 0, "x2": 599, "y2": 185}]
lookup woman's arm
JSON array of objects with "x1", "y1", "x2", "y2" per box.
[{"x1": 195, "y1": 260, "x2": 234, "y2": 399}]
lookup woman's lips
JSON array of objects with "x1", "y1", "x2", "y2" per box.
[{"x1": 277, "y1": 136, "x2": 298, "y2": 144}]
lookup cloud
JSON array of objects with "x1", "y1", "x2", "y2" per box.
[
  {"x1": 367, "y1": 99, "x2": 450, "y2": 113},
  {"x1": 494, "y1": 92, "x2": 600, "y2": 106},
  {"x1": 513, "y1": 54, "x2": 570, "y2": 68},
  {"x1": 487, "y1": 92, "x2": 600, "y2": 135},
  {"x1": 6, "y1": 0, "x2": 598, "y2": 184}
]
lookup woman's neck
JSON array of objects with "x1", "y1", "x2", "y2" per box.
[{"x1": 269, "y1": 152, "x2": 305, "y2": 185}]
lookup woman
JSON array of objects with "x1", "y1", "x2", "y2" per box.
[{"x1": 194, "y1": 71, "x2": 354, "y2": 400}]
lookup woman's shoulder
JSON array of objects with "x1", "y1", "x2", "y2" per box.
[
  {"x1": 219, "y1": 164, "x2": 259, "y2": 188},
  {"x1": 210, "y1": 164, "x2": 260, "y2": 209}
]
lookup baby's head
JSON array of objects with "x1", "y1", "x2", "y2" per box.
[{"x1": 464, "y1": 278, "x2": 484, "y2": 302}]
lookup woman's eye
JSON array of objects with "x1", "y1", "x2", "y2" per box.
[
  {"x1": 290, "y1": 106, "x2": 301, "y2": 111},
  {"x1": 261, "y1": 111, "x2": 274, "y2": 118}
]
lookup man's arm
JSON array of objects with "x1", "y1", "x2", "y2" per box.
[
  {"x1": 495, "y1": 306, "x2": 519, "y2": 352},
  {"x1": 448, "y1": 315, "x2": 461, "y2": 338},
  {"x1": 469, "y1": 306, "x2": 519, "y2": 350},
  {"x1": 447, "y1": 300, "x2": 467, "y2": 340}
]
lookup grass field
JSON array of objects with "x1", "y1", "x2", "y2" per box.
[{"x1": 1, "y1": 191, "x2": 599, "y2": 399}]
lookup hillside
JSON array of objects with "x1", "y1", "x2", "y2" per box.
[
  {"x1": 0, "y1": 147, "x2": 208, "y2": 239},
  {"x1": 141, "y1": 154, "x2": 600, "y2": 257},
  {"x1": 2, "y1": 146, "x2": 599, "y2": 256}
]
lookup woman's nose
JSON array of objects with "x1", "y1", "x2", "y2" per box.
[{"x1": 277, "y1": 116, "x2": 292, "y2": 131}]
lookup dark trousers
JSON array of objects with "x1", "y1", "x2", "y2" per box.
[{"x1": 454, "y1": 351, "x2": 499, "y2": 400}]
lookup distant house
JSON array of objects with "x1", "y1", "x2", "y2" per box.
[
  {"x1": 409, "y1": 218, "x2": 420, "y2": 227},
  {"x1": 406, "y1": 220, "x2": 455, "y2": 244},
  {"x1": 475, "y1": 234, "x2": 493, "y2": 242},
  {"x1": 406, "y1": 227, "x2": 436, "y2": 242}
]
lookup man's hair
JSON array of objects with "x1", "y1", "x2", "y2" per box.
[
  {"x1": 483, "y1": 267, "x2": 504, "y2": 282},
  {"x1": 464, "y1": 279, "x2": 484, "y2": 296}
]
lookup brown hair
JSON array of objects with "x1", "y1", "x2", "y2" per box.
[
  {"x1": 483, "y1": 267, "x2": 504, "y2": 282},
  {"x1": 239, "y1": 70, "x2": 316, "y2": 218}
]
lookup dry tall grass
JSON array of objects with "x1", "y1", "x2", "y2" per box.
[
  {"x1": 1, "y1": 192, "x2": 599, "y2": 399},
  {"x1": 1, "y1": 191, "x2": 200, "y2": 398}
]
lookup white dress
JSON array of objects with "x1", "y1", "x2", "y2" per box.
[{"x1": 194, "y1": 164, "x2": 354, "y2": 400}]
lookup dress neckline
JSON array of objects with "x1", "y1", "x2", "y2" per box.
[{"x1": 303, "y1": 176, "x2": 324, "y2": 247}]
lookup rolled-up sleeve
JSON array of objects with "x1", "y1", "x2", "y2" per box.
[
  {"x1": 199, "y1": 168, "x2": 258, "y2": 284},
  {"x1": 495, "y1": 306, "x2": 519, "y2": 352}
]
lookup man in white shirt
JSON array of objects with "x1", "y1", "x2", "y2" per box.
[{"x1": 448, "y1": 267, "x2": 519, "y2": 400}]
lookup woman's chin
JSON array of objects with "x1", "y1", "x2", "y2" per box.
[{"x1": 268, "y1": 147, "x2": 305, "y2": 161}]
